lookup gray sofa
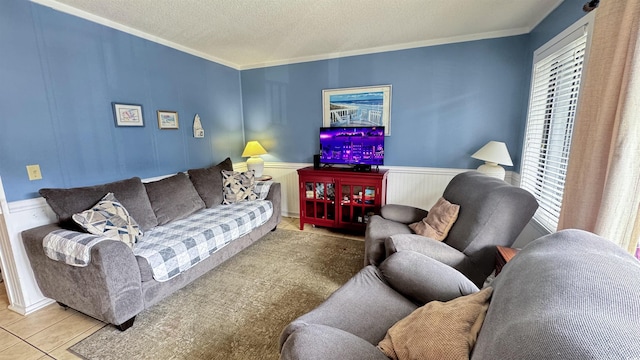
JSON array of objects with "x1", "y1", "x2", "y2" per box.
[
  {"x1": 279, "y1": 229, "x2": 640, "y2": 359},
  {"x1": 22, "y1": 159, "x2": 281, "y2": 330},
  {"x1": 365, "y1": 171, "x2": 538, "y2": 287}
]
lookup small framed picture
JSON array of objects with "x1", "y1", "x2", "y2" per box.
[
  {"x1": 157, "y1": 110, "x2": 179, "y2": 129},
  {"x1": 112, "y1": 103, "x2": 144, "y2": 127}
]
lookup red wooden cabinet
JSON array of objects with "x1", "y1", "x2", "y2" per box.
[{"x1": 297, "y1": 166, "x2": 388, "y2": 231}]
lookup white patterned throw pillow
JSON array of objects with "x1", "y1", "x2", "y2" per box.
[
  {"x1": 222, "y1": 170, "x2": 258, "y2": 204},
  {"x1": 72, "y1": 192, "x2": 143, "y2": 248}
]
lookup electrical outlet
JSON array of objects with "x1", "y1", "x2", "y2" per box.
[{"x1": 26, "y1": 164, "x2": 42, "y2": 180}]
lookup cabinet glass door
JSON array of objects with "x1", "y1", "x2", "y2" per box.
[
  {"x1": 340, "y1": 183, "x2": 376, "y2": 225},
  {"x1": 304, "y1": 180, "x2": 335, "y2": 222}
]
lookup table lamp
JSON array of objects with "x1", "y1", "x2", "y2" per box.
[
  {"x1": 471, "y1": 141, "x2": 513, "y2": 180},
  {"x1": 242, "y1": 141, "x2": 268, "y2": 177}
]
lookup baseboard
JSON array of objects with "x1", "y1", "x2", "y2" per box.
[{"x1": 9, "y1": 297, "x2": 55, "y2": 316}]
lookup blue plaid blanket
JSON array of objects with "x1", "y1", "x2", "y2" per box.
[
  {"x1": 43, "y1": 230, "x2": 112, "y2": 266},
  {"x1": 133, "y1": 200, "x2": 273, "y2": 281},
  {"x1": 43, "y1": 200, "x2": 273, "y2": 281}
]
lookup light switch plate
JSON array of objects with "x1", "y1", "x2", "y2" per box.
[{"x1": 26, "y1": 164, "x2": 42, "y2": 180}]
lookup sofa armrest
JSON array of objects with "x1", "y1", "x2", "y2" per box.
[
  {"x1": 265, "y1": 182, "x2": 282, "y2": 224},
  {"x1": 379, "y1": 251, "x2": 479, "y2": 305},
  {"x1": 380, "y1": 204, "x2": 428, "y2": 224},
  {"x1": 280, "y1": 324, "x2": 389, "y2": 360},
  {"x1": 22, "y1": 224, "x2": 144, "y2": 326}
]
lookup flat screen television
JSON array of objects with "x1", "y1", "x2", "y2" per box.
[{"x1": 319, "y1": 126, "x2": 384, "y2": 167}]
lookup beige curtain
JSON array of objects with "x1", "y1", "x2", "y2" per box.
[{"x1": 557, "y1": 0, "x2": 640, "y2": 254}]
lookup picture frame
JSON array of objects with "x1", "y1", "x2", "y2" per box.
[
  {"x1": 157, "y1": 110, "x2": 179, "y2": 129},
  {"x1": 322, "y1": 85, "x2": 392, "y2": 136},
  {"x1": 112, "y1": 103, "x2": 144, "y2": 127}
]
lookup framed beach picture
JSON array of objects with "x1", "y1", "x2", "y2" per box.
[
  {"x1": 157, "y1": 110, "x2": 179, "y2": 129},
  {"x1": 322, "y1": 85, "x2": 392, "y2": 136},
  {"x1": 112, "y1": 103, "x2": 144, "y2": 127}
]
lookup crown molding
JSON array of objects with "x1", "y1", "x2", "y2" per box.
[
  {"x1": 238, "y1": 27, "x2": 530, "y2": 70},
  {"x1": 29, "y1": 0, "x2": 541, "y2": 71}
]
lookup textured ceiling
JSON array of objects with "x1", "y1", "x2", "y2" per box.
[{"x1": 32, "y1": 0, "x2": 564, "y2": 69}]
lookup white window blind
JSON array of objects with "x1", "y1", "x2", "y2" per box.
[{"x1": 520, "y1": 27, "x2": 589, "y2": 232}]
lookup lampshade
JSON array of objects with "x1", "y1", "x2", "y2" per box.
[
  {"x1": 471, "y1": 141, "x2": 513, "y2": 180},
  {"x1": 242, "y1": 141, "x2": 267, "y2": 157},
  {"x1": 471, "y1": 141, "x2": 513, "y2": 166},
  {"x1": 242, "y1": 141, "x2": 267, "y2": 178}
]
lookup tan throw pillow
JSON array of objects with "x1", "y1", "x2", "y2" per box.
[
  {"x1": 409, "y1": 197, "x2": 460, "y2": 241},
  {"x1": 377, "y1": 287, "x2": 493, "y2": 360}
]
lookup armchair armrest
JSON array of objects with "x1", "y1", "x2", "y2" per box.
[
  {"x1": 385, "y1": 233, "x2": 467, "y2": 267},
  {"x1": 280, "y1": 324, "x2": 389, "y2": 360},
  {"x1": 380, "y1": 204, "x2": 428, "y2": 224},
  {"x1": 379, "y1": 251, "x2": 479, "y2": 305},
  {"x1": 22, "y1": 224, "x2": 144, "y2": 325}
]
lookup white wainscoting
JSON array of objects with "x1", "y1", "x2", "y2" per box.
[
  {"x1": 262, "y1": 163, "x2": 469, "y2": 216},
  {"x1": 0, "y1": 181, "x2": 57, "y2": 315},
  {"x1": 0, "y1": 163, "x2": 535, "y2": 315}
]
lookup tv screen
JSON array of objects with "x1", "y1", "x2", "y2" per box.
[{"x1": 319, "y1": 126, "x2": 384, "y2": 166}]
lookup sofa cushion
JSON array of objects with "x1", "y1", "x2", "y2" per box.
[
  {"x1": 187, "y1": 157, "x2": 233, "y2": 208},
  {"x1": 222, "y1": 170, "x2": 258, "y2": 204},
  {"x1": 144, "y1": 173, "x2": 205, "y2": 225},
  {"x1": 72, "y1": 192, "x2": 142, "y2": 248},
  {"x1": 39, "y1": 177, "x2": 158, "y2": 231},
  {"x1": 409, "y1": 197, "x2": 459, "y2": 241},
  {"x1": 377, "y1": 287, "x2": 492, "y2": 360}
]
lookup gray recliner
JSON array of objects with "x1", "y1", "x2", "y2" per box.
[
  {"x1": 364, "y1": 171, "x2": 538, "y2": 287},
  {"x1": 280, "y1": 230, "x2": 640, "y2": 359}
]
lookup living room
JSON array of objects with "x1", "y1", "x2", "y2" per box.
[{"x1": 1, "y1": 0, "x2": 639, "y2": 359}]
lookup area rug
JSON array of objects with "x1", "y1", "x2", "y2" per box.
[{"x1": 70, "y1": 229, "x2": 364, "y2": 360}]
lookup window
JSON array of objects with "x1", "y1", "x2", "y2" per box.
[{"x1": 520, "y1": 14, "x2": 594, "y2": 232}]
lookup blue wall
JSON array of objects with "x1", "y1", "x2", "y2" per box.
[
  {"x1": 241, "y1": 0, "x2": 592, "y2": 173},
  {"x1": 0, "y1": 0, "x2": 590, "y2": 202},
  {"x1": 0, "y1": 0, "x2": 244, "y2": 202},
  {"x1": 241, "y1": 36, "x2": 530, "y2": 170},
  {"x1": 530, "y1": 0, "x2": 590, "y2": 52}
]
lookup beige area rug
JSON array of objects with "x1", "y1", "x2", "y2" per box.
[{"x1": 70, "y1": 229, "x2": 364, "y2": 360}]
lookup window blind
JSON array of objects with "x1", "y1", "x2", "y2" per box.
[{"x1": 520, "y1": 32, "x2": 588, "y2": 232}]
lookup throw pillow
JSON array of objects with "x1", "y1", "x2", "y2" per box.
[
  {"x1": 187, "y1": 157, "x2": 233, "y2": 207},
  {"x1": 409, "y1": 197, "x2": 460, "y2": 241},
  {"x1": 222, "y1": 170, "x2": 258, "y2": 204},
  {"x1": 377, "y1": 287, "x2": 493, "y2": 360},
  {"x1": 72, "y1": 192, "x2": 143, "y2": 248},
  {"x1": 144, "y1": 173, "x2": 206, "y2": 225},
  {"x1": 39, "y1": 177, "x2": 158, "y2": 231}
]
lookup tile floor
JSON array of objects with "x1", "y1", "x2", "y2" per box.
[{"x1": 0, "y1": 217, "x2": 362, "y2": 359}]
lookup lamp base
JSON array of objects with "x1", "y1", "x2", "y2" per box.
[
  {"x1": 246, "y1": 156, "x2": 264, "y2": 178},
  {"x1": 477, "y1": 162, "x2": 506, "y2": 180}
]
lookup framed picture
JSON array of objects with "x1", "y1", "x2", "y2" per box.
[
  {"x1": 322, "y1": 85, "x2": 392, "y2": 136},
  {"x1": 157, "y1": 110, "x2": 179, "y2": 129},
  {"x1": 112, "y1": 103, "x2": 144, "y2": 127}
]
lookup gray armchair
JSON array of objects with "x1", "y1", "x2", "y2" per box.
[
  {"x1": 364, "y1": 171, "x2": 538, "y2": 287},
  {"x1": 280, "y1": 230, "x2": 640, "y2": 359}
]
